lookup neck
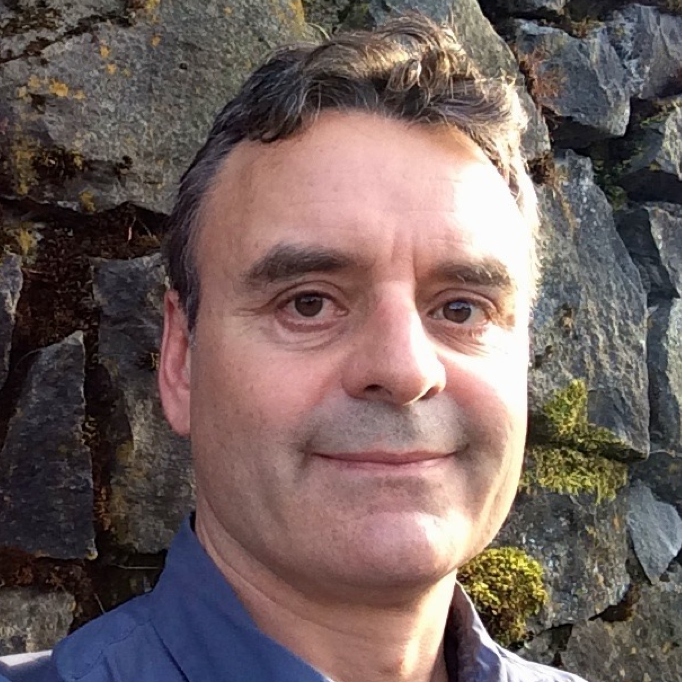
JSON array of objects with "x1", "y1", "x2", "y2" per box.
[{"x1": 197, "y1": 517, "x2": 456, "y2": 682}]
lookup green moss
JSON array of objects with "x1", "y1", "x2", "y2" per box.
[
  {"x1": 458, "y1": 548, "x2": 547, "y2": 646},
  {"x1": 535, "y1": 379, "x2": 630, "y2": 458},
  {"x1": 526, "y1": 380, "x2": 630, "y2": 501},
  {"x1": 521, "y1": 445, "x2": 628, "y2": 502}
]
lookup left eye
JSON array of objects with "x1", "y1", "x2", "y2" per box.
[
  {"x1": 434, "y1": 299, "x2": 489, "y2": 326},
  {"x1": 442, "y1": 300, "x2": 474, "y2": 323}
]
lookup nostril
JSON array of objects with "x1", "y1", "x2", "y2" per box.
[{"x1": 365, "y1": 384, "x2": 383, "y2": 393}]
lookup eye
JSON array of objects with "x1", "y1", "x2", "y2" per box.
[
  {"x1": 442, "y1": 300, "x2": 475, "y2": 324},
  {"x1": 291, "y1": 293, "x2": 325, "y2": 318},
  {"x1": 434, "y1": 298, "x2": 491, "y2": 326}
]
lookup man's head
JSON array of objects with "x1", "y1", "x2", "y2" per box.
[{"x1": 159, "y1": 14, "x2": 538, "y2": 600}]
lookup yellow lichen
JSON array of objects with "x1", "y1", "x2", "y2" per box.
[
  {"x1": 73, "y1": 89, "x2": 86, "y2": 101},
  {"x1": 106, "y1": 63, "x2": 118, "y2": 75},
  {"x1": 79, "y1": 190, "x2": 96, "y2": 213},
  {"x1": 458, "y1": 548, "x2": 547, "y2": 646},
  {"x1": 10, "y1": 138, "x2": 38, "y2": 196},
  {"x1": 49, "y1": 79, "x2": 69, "y2": 98},
  {"x1": 99, "y1": 44, "x2": 111, "y2": 59},
  {"x1": 13, "y1": 226, "x2": 37, "y2": 258},
  {"x1": 27, "y1": 75, "x2": 43, "y2": 90},
  {"x1": 150, "y1": 34, "x2": 162, "y2": 47}
]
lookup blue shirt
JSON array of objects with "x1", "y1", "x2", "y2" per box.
[{"x1": 0, "y1": 518, "x2": 588, "y2": 682}]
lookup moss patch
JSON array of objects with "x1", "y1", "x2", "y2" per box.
[
  {"x1": 521, "y1": 446, "x2": 628, "y2": 502},
  {"x1": 458, "y1": 548, "x2": 547, "y2": 646},
  {"x1": 526, "y1": 380, "x2": 630, "y2": 501},
  {"x1": 534, "y1": 379, "x2": 630, "y2": 458}
]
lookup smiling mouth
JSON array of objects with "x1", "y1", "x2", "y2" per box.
[{"x1": 314, "y1": 451, "x2": 454, "y2": 470}]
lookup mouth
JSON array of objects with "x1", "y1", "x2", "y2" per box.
[{"x1": 314, "y1": 450, "x2": 454, "y2": 471}]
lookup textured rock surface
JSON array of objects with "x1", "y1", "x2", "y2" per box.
[
  {"x1": 511, "y1": 20, "x2": 629, "y2": 146},
  {"x1": 627, "y1": 482, "x2": 682, "y2": 582},
  {"x1": 648, "y1": 300, "x2": 682, "y2": 454},
  {"x1": 0, "y1": 253, "x2": 22, "y2": 392},
  {"x1": 632, "y1": 450, "x2": 682, "y2": 515},
  {"x1": 0, "y1": 332, "x2": 95, "y2": 559},
  {"x1": 93, "y1": 254, "x2": 193, "y2": 553},
  {"x1": 366, "y1": 0, "x2": 550, "y2": 159},
  {"x1": 606, "y1": 4, "x2": 682, "y2": 100},
  {"x1": 0, "y1": 0, "x2": 306, "y2": 213},
  {"x1": 483, "y1": 0, "x2": 567, "y2": 18},
  {"x1": 619, "y1": 97, "x2": 682, "y2": 203},
  {"x1": 497, "y1": 488, "x2": 630, "y2": 628},
  {"x1": 0, "y1": 589, "x2": 75, "y2": 655},
  {"x1": 616, "y1": 202, "x2": 682, "y2": 299},
  {"x1": 562, "y1": 564, "x2": 682, "y2": 682},
  {"x1": 530, "y1": 151, "x2": 649, "y2": 458}
]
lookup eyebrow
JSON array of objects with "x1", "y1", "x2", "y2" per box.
[
  {"x1": 429, "y1": 259, "x2": 516, "y2": 292},
  {"x1": 241, "y1": 244, "x2": 358, "y2": 287},
  {"x1": 241, "y1": 243, "x2": 516, "y2": 293}
]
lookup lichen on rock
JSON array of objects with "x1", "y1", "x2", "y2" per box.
[{"x1": 458, "y1": 547, "x2": 548, "y2": 646}]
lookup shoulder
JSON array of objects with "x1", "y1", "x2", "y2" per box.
[
  {"x1": 496, "y1": 644, "x2": 591, "y2": 682},
  {"x1": 1, "y1": 592, "x2": 179, "y2": 682}
]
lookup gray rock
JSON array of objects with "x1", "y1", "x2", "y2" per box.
[
  {"x1": 511, "y1": 20, "x2": 630, "y2": 146},
  {"x1": 484, "y1": 0, "x2": 567, "y2": 19},
  {"x1": 530, "y1": 150, "x2": 649, "y2": 459},
  {"x1": 0, "y1": 1, "x2": 125, "y2": 64},
  {"x1": 497, "y1": 487, "x2": 630, "y2": 628},
  {"x1": 366, "y1": 0, "x2": 550, "y2": 159},
  {"x1": 632, "y1": 450, "x2": 682, "y2": 515},
  {"x1": 92, "y1": 254, "x2": 194, "y2": 553},
  {"x1": 619, "y1": 97, "x2": 682, "y2": 204},
  {"x1": 626, "y1": 482, "x2": 682, "y2": 583},
  {"x1": 0, "y1": 0, "x2": 306, "y2": 213},
  {"x1": 0, "y1": 588, "x2": 74, "y2": 655},
  {"x1": 561, "y1": 564, "x2": 682, "y2": 682},
  {"x1": 0, "y1": 253, "x2": 22, "y2": 392},
  {"x1": 616, "y1": 202, "x2": 682, "y2": 299},
  {"x1": 0, "y1": 332, "x2": 95, "y2": 559},
  {"x1": 647, "y1": 300, "x2": 682, "y2": 455},
  {"x1": 606, "y1": 4, "x2": 682, "y2": 100}
]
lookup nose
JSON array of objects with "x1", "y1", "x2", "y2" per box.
[{"x1": 341, "y1": 295, "x2": 447, "y2": 406}]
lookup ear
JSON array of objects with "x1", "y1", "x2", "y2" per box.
[{"x1": 158, "y1": 290, "x2": 191, "y2": 437}]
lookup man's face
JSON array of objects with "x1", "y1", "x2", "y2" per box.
[{"x1": 160, "y1": 112, "x2": 533, "y2": 595}]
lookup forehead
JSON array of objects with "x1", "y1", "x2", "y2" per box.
[{"x1": 199, "y1": 112, "x2": 531, "y2": 288}]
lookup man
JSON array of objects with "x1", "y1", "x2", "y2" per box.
[{"x1": 0, "y1": 13, "x2": 588, "y2": 682}]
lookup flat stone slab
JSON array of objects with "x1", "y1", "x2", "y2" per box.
[
  {"x1": 616, "y1": 202, "x2": 682, "y2": 300},
  {"x1": 497, "y1": 486, "x2": 630, "y2": 629},
  {"x1": 0, "y1": 253, "x2": 22, "y2": 392},
  {"x1": 648, "y1": 300, "x2": 682, "y2": 455},
  {"x1": 0, "y1": 588, "x2": 74, "y2": 656},
  {"x1": 619, "y1": 97, "x2": 682, "y2": 204},
  {"x1": 511, "y1": 20, "x2": 629, "y2": 147},
  {"x1": 606, "y1": 4, "x2": 682, "y2": 101},
  {"x1": 561, "y1": 564, "x2": 682, "y2": 682},
  {"x1": 627, "y1": 482, "x2": 682, "y2": 583},
  {"x1": 0, "y1": 0, "x2": 306, "y2": 213},
  {"x1": 0, "y1": 332, "x2": 95, "y2": 559},
  {"x1": 93, "y1": 254, "x2": 193, "y2": 553},
  {"x1": 529, "y1": 151, "x2": 649, "y2": 459},
  {"x1": 632, "y1": 450, "x2": 682, "y2": 516}
]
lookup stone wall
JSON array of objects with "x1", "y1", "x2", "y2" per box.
[{"x1": 0, "y1": 0, "x2": 681, "y2": 679}]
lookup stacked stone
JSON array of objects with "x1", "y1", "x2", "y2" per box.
[{"x1": 0, "y1": 1, "x2": 681, "y2": 679}]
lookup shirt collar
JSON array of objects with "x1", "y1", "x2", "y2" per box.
[{"x1": 151, "y1": 516, "x2": 502, "y2": 682}]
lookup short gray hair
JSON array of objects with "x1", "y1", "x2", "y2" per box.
[{"x1": 163, "y1": 13, "x2": 538, "y2": 332}]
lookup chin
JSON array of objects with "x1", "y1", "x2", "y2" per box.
[{"x1": 336, "y1": 511, "x2": 466, "y2": 588}]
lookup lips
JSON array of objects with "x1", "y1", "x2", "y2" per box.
[{"x1": 314, "y1": 450, "x2": 452, "y2": 466}]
